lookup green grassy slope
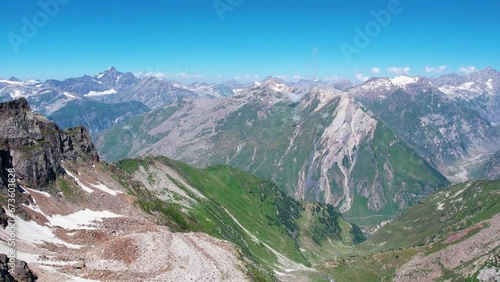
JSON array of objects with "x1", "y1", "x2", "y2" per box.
[
  {"x1": 97, "y1": 96, "x2": 450, "y2": 229},
  {"x1": 113, "y1": 156, "x2": 362, "y2": 281},
  {"x1": 318, "y1": 180, "x2": 500, "y2": 281},
  {"x1": 346, "y1": 123, "x2": 450, "y2": 227},
  {"x1": 359, "y1": 180, "x2": 500, "y2": 253}
]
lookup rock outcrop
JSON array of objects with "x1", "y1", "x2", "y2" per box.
[
  {"x1": 0, "y1": 254, "x2": 37, "y2": 282},
  {"x1": 0, "y1": 98, "x2": 98, "y2": 190}
]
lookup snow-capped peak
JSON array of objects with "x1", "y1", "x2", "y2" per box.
[
  {"x1": 390, "y1": 75, "x2": 419, "y2": 87},
  {"x1": 95, "y1": 67, "x2": 120, "y2": 79},
  {"x1": 261, "y1": 77, "x2": 288, "y2": 92},
  {"x1": 24, "y1": 79, "x2": 41, "y2": 86},
  {"x1": 359, "y1": 77, "x2": 393, "y2": 91}
]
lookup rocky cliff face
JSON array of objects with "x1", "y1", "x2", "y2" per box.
[
  {"x1": 0, "y1": 254, "x2": 38, "y2": 282},
  {"x1": 0, "y1": 98, "x2": 98, "y2": 190}
]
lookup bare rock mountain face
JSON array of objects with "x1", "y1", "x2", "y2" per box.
[
  {"x1": 0, "y1": 98, "x2": 98, "y2": 189},
  {"x1": 97, "y1": 80, "x2": 450, "y2": 228}
]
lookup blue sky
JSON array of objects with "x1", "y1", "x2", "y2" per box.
[{"x1": 1, "y1": 0, "x2": 499, "y2": 82}]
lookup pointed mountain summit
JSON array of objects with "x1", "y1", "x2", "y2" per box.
[
  {"x1": 95, "y1": 67, "x2": 139, "y2": 88},
  {"x1": 95, "y1": 66, "x2": 120, "y2": 78}
]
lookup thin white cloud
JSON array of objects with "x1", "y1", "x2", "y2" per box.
[
  {"x1": 371, "y1": 67, "x2": 381, "y2": 74},
  {"x1": 232, "y1": 74, "x2": 260, "y2": 82},
  {"x1": 134, "y1": 71, "x2": 166, "y2": 78},
  {"x1": 388, "y1": 66, "x2": 410, "y2": 74},
  {"x1": 178, "y1": 73, "x2": 203, "y2": 79},
  {"x1": 324, "y1": 76, "x2": 340, "y2": 82},
  {"x1": 459, "y1": 66, "x2": 476, "y2": 75},
  {"x1": 277, "y1": 75, "x2": 287, "y2": 80},
  {"x1": 134, "y1": 72, "x2": 203, "y2": 80},
  {"x1": 355, "y1": 73, "x2": 369, "y2": 82},
  {"x1": 425, "y1": 65, "x2": 448, "y2": 73},
  {"x1": 293, "y1": 74, "x2": 304, "y2": 80}
]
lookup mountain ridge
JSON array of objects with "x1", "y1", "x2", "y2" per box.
[
  {"x1": 96, "y1": 82, "x2": 451, "y2": 229},
  {"x1": 0, "y1": 98, "x2": 366, "y2": 281}
]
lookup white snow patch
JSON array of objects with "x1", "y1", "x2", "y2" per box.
[
  {"x1": 439, "y1": 81, "x2": 488, "y2": 97},
  {"x1": 90, "y1": 182, "x2": 123, "y2": 196},
  {"x1": 438, "y1": 86, "x2": 456, "y2": 95},
  {"x1": 486, "y1": 79, "x2": 493, "y2": 90},
  {"x1": 0, "y1": 216, "x2": 81, "y2": 249},
  {"x1": 64, "y1": 275, "x2": 100, "y2": 282},
  {"x1": 24, "y1": 79, "x2": 40, "y2": 86},
  {"x1": 63, "y1": 92, "x2": 79, "y2": 100},
  {"x1": 25, "y1": 187, "x2": 51, "y2": 198},
  {"x1": 64, "y1": 170, "x2": 94, "y2": 193},
  {"x1": 360, "y1": 78, "x2": 392, "y2": 91},
  {"x1": 0, "y1": 79, "x2": 23, "y2": 85},
  {"x1": 47, "y1": 209, "x2": 122, "y2": 230},
  {"x1": 390, "y1": 75, "x2": 418, "y2": 86},
  {"x1": 269, "y1": 82, "x2": 287, "y2": 92},
  {"x1": 437, "y1": 202, "x2": 445, "y2": 210},
  {"x1": 0, "y1": 243, "x2": 41, "y2": 263},
  {"x1": 10, "y1": 90, "x2": 23, "y2": 99},
  {"x1": 84, "y1": 88, "x2": 117, "y2": 97}
]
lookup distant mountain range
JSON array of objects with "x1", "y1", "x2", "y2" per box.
[
  {"x1": 0, "y1": 98, "x2": 364, "y2": 281},
  {"x1": 2, "y1": 67, "x2": 499, "y2": 230},
  {"x1": 1, "y1": 67, "x2": 500, "y2": 280},
  {"x1": 0, "y1": 67, "x2": 235, "y2": 136},
  {"x1": 0, "y1": 97, "x2": 499, "y2": 282}
]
